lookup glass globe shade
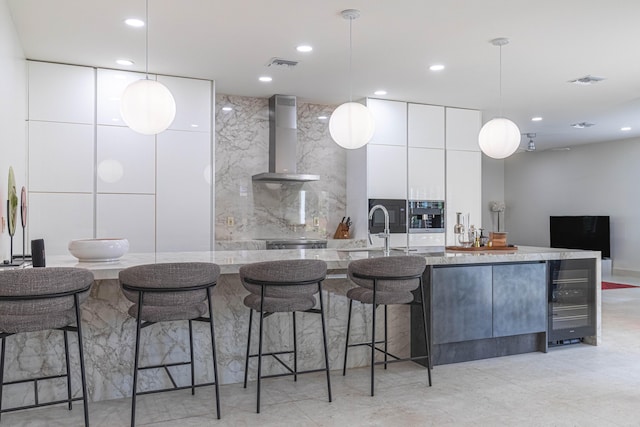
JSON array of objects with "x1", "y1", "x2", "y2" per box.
[
  {"x1": 478, "y1": 117, "x2": 521, "y2": 159},
  {"x1": 329, "y1": 102, "x2": 376, "y2": 149},
  {"x1": 120, "y1": 79, "x2": 176, "y2": 135}
]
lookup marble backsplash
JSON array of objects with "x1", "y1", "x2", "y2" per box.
[{"x1": 215, "y1": 94, "x2": 346, "y2": 241}]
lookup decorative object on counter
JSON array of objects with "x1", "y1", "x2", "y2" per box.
[
  {"x1": 120, "y1": 0, "x2": 176, "y2": 135},
  {"x1": 490, "y1": 201, "x2": 506, "y2": 231},
  {"x1": 0, "y1": 267, "x2": 93, "y2": 426},
  {"x1": 489, "y1": 231, "x2": 508, "y2": 247},
  {"x1": 68, "y1": 238, "x2": 129, "y2": 262},
  {"x1": 31, "y1": 239, "x2": 46, "y2": 267},
  {"x1": 453, "y1": 212, "x2": 474, "y2": 247},
  {"x1": 17, "y1": 186, "x2": 29, "y2": 262},
  {"x1": 329, "y1": 9, "x2": 375, "y2": 150},
  {"x1": 333, "y1": 216, "x2": 351, "y2": 239},
  {"x1": 5, "y1": 167, "x2": 22, "y2": 266},
  {"x1": 478, "y1": 38, "x2": 521, "y2": 159}
]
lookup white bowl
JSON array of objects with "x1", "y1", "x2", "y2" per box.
[{"x1": 68, "y1": 238, "x2": 129, "y2": 262}]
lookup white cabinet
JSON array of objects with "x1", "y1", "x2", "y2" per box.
[
  {"x1": 96, "y1": 126, "x2": 155, "y2": 194},
  {"x1": 156, "y1": 130, "x2": 212, "y2": 251},
  {"x1": 28, "y1": 61, "x2": 95, "y2": 124},
  {"x1": 408, "y1": 147, "x2": 445, "y2": 200},
  {"x1": 408, "y1": 104, "x2": 444, "y2": 149},
  {"x1": 445, "y1": 108, "x2": 482, "y2": 152},
  {"x1": 158, "y1": 75, "x2": 212, "y2": 132},
  {"x1": 28, "y1": 121, "x2": 94, "y2": 193},
  {"x1": 367, "y1": 144, "x2": 407, "y2": 199},
  {"x1": 96, "y1": 69, "x2": 148, "y2": 126},
  {"x1": 446, "y1": 150, "x2": 482, "y2": 245},
  {"x1": 367, "y1": 99, "x2": 407, "y2": 146},
  {"x1": 97, "y1": 194, "x2": 156, "y2": 252}
]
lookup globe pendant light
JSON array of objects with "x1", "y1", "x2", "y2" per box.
[
  {"x1": 478, "y1": 38, "x2": 520, "y2": 159},
  {"x1": 120, "y1": 0, "x2": 176, "y2": 135},
  {"x1": 329, "y1": 9, "x2": 375, "y2": 149}
]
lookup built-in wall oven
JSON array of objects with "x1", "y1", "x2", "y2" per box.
[
  {"x1": 409, "y1": 200, "x2": 445, "y2": 233},
  {"x1": 368, "y1": 199, "x2": 407, "y2": 234},
  {"x1": 548, "y1": 258, "x2": 596, "y2": 345}
]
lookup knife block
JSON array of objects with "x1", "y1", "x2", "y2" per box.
[{"x1": 333, "y1": 222, "x2": 350, "y2": 239}]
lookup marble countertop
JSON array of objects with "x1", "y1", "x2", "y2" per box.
[{"x1": 46, "y1": 246, "x2": 600, "y2": 280}]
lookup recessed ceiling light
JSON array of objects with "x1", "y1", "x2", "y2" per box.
[
  {"x1": 124, "y1": 18, "x2": 144, "y2": 27},
  {"x1": 116, "y1": 59, "x2": 134, "y2": 66},
  {"x1": 221, "y1": 107, "x2": 233, "y2": 112},
  {"x1": 621, "y1": 126, "x2": 631, "y2": 131},
  {"x1": 429, "y1": 64, "x2": 445, "y2": 71},
  {"x1": 374, "y1": 90, "x2": 387, "y2": 96},
  {"x1": 259, "y1": 76, "x2": 272, "y2": 82},
  {"x1": 296, "y1": 45, "x2": 313, "y2": 53},
  {"x1": 318, "y1": 115, "x2": 328, "y2": 120},
  {"x1": 531, "y1": 117, "x2": 543, "y2": 122}
]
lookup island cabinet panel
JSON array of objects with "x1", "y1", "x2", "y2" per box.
[
  {"x1": 431, "y1": 265, "x2": 493, "y2": 344},
  {"x1": 493, "y1": 263, "x2": 547, "y2": 337}
]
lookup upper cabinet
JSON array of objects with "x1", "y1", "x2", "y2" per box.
[
  {"x1": 408, "y1": 104, "x2": 445, "y2": 149},
  {"x1": 445, "y1": 107, "x2": 482, "y2": 152},
  {"x1": 367, "y1": 98, "x2": 407, "y2": 146},
  {"x1": 28, "y1": 61, "x2": 95, "y2": 124},
  {"x1": 96, "y1": 69, "x2": 148, "y2": 126},
  {"x1": 157, "y1": 75, "x2": 212, "y2": 132}
]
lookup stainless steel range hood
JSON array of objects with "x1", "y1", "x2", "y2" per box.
[{"x1": 252, "y1": 95, "x2": 320, "y2": 182}]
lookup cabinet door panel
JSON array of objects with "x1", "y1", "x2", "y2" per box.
[
  {"x1": 432, "y1": 265, "x2": 493, "y2": 344},
  {"x1": 96, "y1": 69, "x2": 147, "y2": 126},
  {"x1": 408, "y1": 147, "x2": 444, "y2": 200},
  {"x1": 493, "y1": 263, "x2": 547, "y2": 337},
  {"x1": 367, "y1": 144, "x2": 407, "y2": 199},
  {"x1": 158, "y1": 75, "x2": 212, "y2": 132},
  {"x1": 367, "y1": 99, "x2": 407, "y2": 146},
  {"x1": 156, "y1": 130, "x2": 212, "y2": 251},
  {"x1": 97, "y1": 194, "x2": 156, "y2": 253},
  {"x1": 445, "y1": 108, "x2": 481, "y2": 152},
  {"x1": 408, "y1": 104, "x2": 444, "y2": 148}
]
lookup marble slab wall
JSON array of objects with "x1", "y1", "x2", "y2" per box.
[{"x1": 215, "y1": 94, "x2": 346, "y2": 241}]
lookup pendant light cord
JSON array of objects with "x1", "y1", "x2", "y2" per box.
[
  {"x1": 498, "y1": 43, "x2": 503, "y2": 117},
  {"x1": 145, "y1": 0, "x2": 149, "y2": 79},
  {"x1": 348, "y1": 15, "x2": 353, "y2": 102}
]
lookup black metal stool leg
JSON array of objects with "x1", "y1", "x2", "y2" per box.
[
  {"x1": 74, "y1": 293, "x2": 90, "y2": 427},
  {"x1": 292, "y1": 312, "x2": 297, "y2": 382},
  {"x1": 63, "y1": 330, "x2": 72, "y2": 410},
  {"x1": 371, "y1": 279, "x2": 377, "y2": 397},
  {"x1": 257, "y1": 288, "x2": 265, "y2": 413},
  {"x1": 206, "y1": 287, "x2": 221, "y2": 420},
  {"x1": 384, "y1": 305, "x2": 388, "y2": 370},
  {"x1": 0, "y1": 336, "x2": 5, "y2": 421},
  {"x1": 318, "y1": 283, "x2": 332, "y2": 402},
  {"x1": 343, "y1": 299, "x2": 353, "y2": 376},
  {"x1": 189, "y1": 320, "x2": 195, "y2": 395},
  {"x1": 131, "y1": 292, "x2": 144, "y2": 427},
  {"x1": 419, "y1": 278, "x2": 432, "y2": 386},
  {"x1": 244, "y1": 308, "x2": 253, "y2": 389}
]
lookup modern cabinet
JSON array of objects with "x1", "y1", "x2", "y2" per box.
[
  {"x1": 445, "y1": 107, "x2": 482, "y2": 151},
  {"x1": 408, "y1": 103, "x2": 444, "y2": 149},
  {"x1": 96, "y1": 69, "x2": 148, "y2": 126},
  {"x1": 408, "y1": 147, "x2": 444, "y2": 200},
  {"x1": 158, "y1": 75, "x2": 212, "y2": 132},
  {"x1": 367, "y1": 144, "x2": 406, "y2": 199},
  {"x1": 367, "y1": 98, "x2": 407, "y2": 146}
]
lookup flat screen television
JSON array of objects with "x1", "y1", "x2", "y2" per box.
[{"x1": 550, "y1": 216, "x2": 610, "y2": 258}]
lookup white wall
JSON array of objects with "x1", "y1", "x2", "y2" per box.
[
  {"x1": 504, "y1": 139, "x2": 640, "y2": 275},
  {"x1": 481, "y1": 155, "x2": 504, "y2": 233},
  {"x1": 0, "y1": 0, "x2": 27, "y2": 261}
]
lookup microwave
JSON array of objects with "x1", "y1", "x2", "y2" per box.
[
  {"x1": 409, "y1": 200, "x2": 445, "y2": 233},
  {"x1": 368, "y1": 199, "x2": 407, "y2": 234}
]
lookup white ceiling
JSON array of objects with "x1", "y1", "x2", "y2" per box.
[{"x1": 7, "y1": 0, "x2": 640, "y2": 151}]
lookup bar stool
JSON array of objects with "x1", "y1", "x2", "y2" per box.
[
  {"x1": 119, "y1": 262, "x2": 221, "y2": 427},
  {"x1": 342, "y1": 255, "x2": 431, "y2": 396},
  {"x1": 0, "y1": 267, "x2": 93, "y2": 426},
  {"x1": 240, "y1": 259, "x2": 332, "y2": 413}
]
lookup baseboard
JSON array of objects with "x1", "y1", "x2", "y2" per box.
[{"x1": 611, "y1": 268, "x2": 640, "y2": 278}]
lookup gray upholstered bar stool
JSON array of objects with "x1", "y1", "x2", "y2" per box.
[
  {"x1": 119, "y1": 262, "x2": 221, "y2": 427},
  {"x1": 240, "y1": 259, "x2": 332, "y2": 413},
  {"x1": 0, "y1": 267, "x2": 93, "y2": 426},
  {"x1": 342, "y1": 255, "x2": 431, "y2": 396}
]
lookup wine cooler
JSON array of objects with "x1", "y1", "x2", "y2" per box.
[{"x1": 548, "y1": 258, "x2": 596, "y2": 345}]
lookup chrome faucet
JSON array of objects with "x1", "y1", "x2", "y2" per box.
[{"x1": 368, "y1": 204, "x2": 390, "y2": 255}]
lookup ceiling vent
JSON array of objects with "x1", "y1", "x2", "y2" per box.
[
  {"x1": 571, "y1": 122, "x2": 595, "y2": 129},
  {"x1": 266, "y1": 57, "x2": 299, "y2": 69},
  {"x1": 568, "y1": 75, "x2": 605, "y2": 85}
]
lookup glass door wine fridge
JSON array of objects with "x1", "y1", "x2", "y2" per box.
[{"x1": 548, "y1": 258, "x2": 596, "y2": 345}]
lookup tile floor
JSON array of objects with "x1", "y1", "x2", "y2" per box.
[{"x1": 3, "y1": 274, "x2": 640, "y2": 426}]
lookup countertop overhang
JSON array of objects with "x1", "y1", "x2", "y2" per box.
[{"x1": 46, "y1": 246, "x2": 601, "y2": 280}]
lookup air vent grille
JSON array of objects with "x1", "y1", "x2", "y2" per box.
[
  {"x1": 266, "y1": 57, "x2": 299, "y2": 68},
  {"x1": 568, "y1": 75, "x2": 605, "y2": 85},
  {"x1": 571, "y1": 122, "x2": 595, "y2": 129}
]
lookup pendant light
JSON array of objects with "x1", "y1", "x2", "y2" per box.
[
  {"x1": 120, "y1": 0, "x2": 176, "y2": 135},
  {"x1": 329, "y1": 9, "x2": 375, "y2": 150},
  {"x1": 478, "y1": 38, "x2": 520, "y2": 159}
]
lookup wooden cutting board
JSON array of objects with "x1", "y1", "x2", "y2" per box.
[{"x1": 446, "y1": 245, "x2": 518, "y2": 252}]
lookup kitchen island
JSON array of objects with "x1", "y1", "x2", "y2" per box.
[{"x1": 3, "y1": 246, "x2": 600, "y2": 406}]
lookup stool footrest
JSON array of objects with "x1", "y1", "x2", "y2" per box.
[
  {"x1": 261, "y1": 367, "x2": 328, "y2": 380},
  {"x1": 3, "y1": 372, "x2": 68, "y2": 386},
  {"x1": 0, "y1": 397, "x2": 83, "y2": 414},
  {"x1": 136, "y1": 381, "x2": 218, "y2": 396}
]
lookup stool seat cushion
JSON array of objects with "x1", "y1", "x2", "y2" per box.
[
  {"x1": 128, "y1": 302, "x2": 208, "y2": 323},
  {"x1": 0, "y1": 310, "x2": 76, "y2": 334},
  {"x1": 348, "y1": 256, "x2": 426, "y2": 293},
  {"x1": 346, "y1": 287, "x2": 414, "y2": 305},
  {"x1": 243, "y1": 294, "x2": 316, "y2": 313}
]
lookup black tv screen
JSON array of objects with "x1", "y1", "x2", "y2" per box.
[{"x1": 550, "y1": 216, "x2": 610, "y2": 258}]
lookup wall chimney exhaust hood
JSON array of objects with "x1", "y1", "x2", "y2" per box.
[{"x1": 252, "y1": 95, "x2": 320, "y2": 182}]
